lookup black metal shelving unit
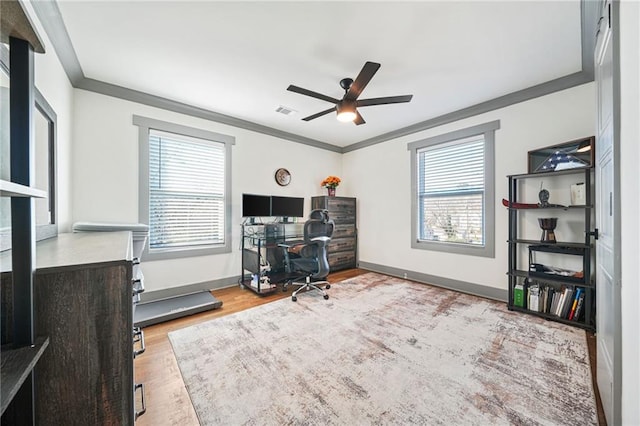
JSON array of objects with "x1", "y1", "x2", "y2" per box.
[
  {"x1": 506, "y1": 168, "x2": 596, "y2": 331},
  {"x1": 1, "y1": 11, "x2": 49, "y2": 424}
]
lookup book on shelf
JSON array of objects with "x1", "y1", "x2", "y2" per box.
[
  {"x1": 528, "y1": 283, "x2": 541, "y2": 312},
  {"x1": 555, "y1": 288, "x2": 567, "y2": 316},
  {"x1": 568, "y1": 288, "x2": 583, "y2": 320},
  {"x1": 550, "y1": 289, "x2": 559, "y2": 314},
  {"x1": 560, "y1": 288, "x2": 574, "y2": 318},
  {"x1": 519, "y1": 281, "x2": 588, "y2": 323},
  {"x1": 572, "y1": 292, "x2": 586, "y2": 321},
  {"x1": 514, "y1": 282, "x2": 525, "y2": 308}
]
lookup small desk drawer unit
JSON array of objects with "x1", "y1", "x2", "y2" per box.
[{"x1": 311, "y1": 196, "x2": 357, "y2": 271}]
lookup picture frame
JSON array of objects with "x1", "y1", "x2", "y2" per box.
[{"x1": 527, "y1": 136, "x2": 595, "y2": 174}]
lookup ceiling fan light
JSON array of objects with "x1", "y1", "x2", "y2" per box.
[
  {"x1": 337, "y1": 111, "x2": 357, "y2": 122},
  {"x1": 336, "y1": 102, "x2": 356, "y2": 122}
]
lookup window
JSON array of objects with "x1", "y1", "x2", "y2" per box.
[
  {"x1": 1, "y1": 46, "x2": 57, "y2": 252},
  {"x1": 408, "y1": 120, "x2": 499, "y2": 257},
  {"x1": 134, "y1": 115, "x2": 234, "y2": 259}
]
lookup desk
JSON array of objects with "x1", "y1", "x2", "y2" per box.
[{"x1": 240, "y1": 222, "x2": 304, "y2": 294}]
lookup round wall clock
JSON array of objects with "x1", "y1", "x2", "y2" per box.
[{"x1": 275, "y1": 168, "x2": 291, "y2": 186}]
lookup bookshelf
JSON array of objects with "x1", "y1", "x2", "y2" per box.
[
  {"x1": 1, "y1": 3, "x2": 48, "y2": 423},
  {"x1": 506, "y1": 168, "x2": 596, "y2": 331}
]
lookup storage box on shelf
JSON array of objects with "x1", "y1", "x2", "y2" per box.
[{"x1": 506, "y1": 168, "x2": 596, "y2": 330}]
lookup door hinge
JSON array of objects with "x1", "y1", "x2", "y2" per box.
[{"x1": 587, "y1": 229, "x2": 599, "y2": 240}]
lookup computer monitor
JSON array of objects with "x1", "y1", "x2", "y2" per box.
[
  {"x1": 242, "y1": 193, "x2": 271, "y2": 217},
  {"x1": 270, "y1": 196, "x2": 304, "y2": 218}
]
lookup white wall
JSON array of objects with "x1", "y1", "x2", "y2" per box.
[
  {"x1": 619, "y1": 1, "x2": 640, "y2": 424},
  {"x1": 71, "y1": 90, "x2": 342, "y2": 292},
  {"x1": 22, "y1": 1, "x2": 75, "y2": 232},
  {"x1": 343, "y1": 83, "x2": 595, "y2": 291}
]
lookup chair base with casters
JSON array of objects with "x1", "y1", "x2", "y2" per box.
[{"x1": 289, "y1": 275, "x2": 331, "y2": 302}]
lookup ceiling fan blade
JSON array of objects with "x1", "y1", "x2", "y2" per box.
[
  {"x1": 302, "y1": 107, "x2": 336, "y2": 121},
  {"x1": 287, "y1": 85, "x2": 339, "y2": 104},
  {"x1": 353, "y1": 110, "x2": 366, "y2": 125},
  {"x1": 357, "y1": 95, "x2": 413, "y2": 107},
  {"x1": 345, "y1": 61, "x2": 381, "y2": 102}
]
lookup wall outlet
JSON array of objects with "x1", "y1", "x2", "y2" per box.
[{"x1": 403, "y1": 272, "x2": 408, "y2": 279}]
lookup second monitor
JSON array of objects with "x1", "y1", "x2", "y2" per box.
[{"x1": 270, "y1": 196, "x2": 304, "y2": 218}]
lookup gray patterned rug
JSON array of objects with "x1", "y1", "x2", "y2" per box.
[{"x1": 169, "y1": 273, "x2": 597, "y2": 425}]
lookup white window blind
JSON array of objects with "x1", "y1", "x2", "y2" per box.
[
  {"x1": 417, "y1": 135, "x2": 485, "y2": 246},
  {"x1": 149, "y1": 129, "x2": 226, "y2": 250}
]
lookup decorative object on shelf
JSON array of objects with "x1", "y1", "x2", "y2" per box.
[
  {"x1": 321, "y1": 175, "x2": 341, "y2": 196},
  {"x1": 527, "y1": 136, "x2": 595, "y2": 174},
  {"x1": 538, "y1": 218, "x2": 558, "y2": 243},
  {"x1": 501, "y1": 198, "x2": 567, "y2": 209},
  {"x1": 570, "y1": 182, "x2": 586, "y2": 205},
  {"x1": 274, "y1": 168, "x2": 291, "y2": 186},
  {"x1": 502, "y1": 198, "x2": 541, "y2": 209},
  {"x1": 538, "y1": 183, "x2": 550, "y2": 207}
]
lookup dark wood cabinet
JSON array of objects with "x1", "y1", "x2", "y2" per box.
[
  {"x1": 1, "y1": 232, "x2": 135, "y2": 425},
  {"x1": 311, "y1": 196, "x2": 357, "y2": 271}
]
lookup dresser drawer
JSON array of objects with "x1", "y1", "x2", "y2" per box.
[
  {"x1": 328, "y1": 237, "x2": 356, "y2": 253},
  {"x1": 332, "y1": 224, "x2": 356, "y2": 239},
  {"x1": 312, "y1": 196, "x2": 356, "y2": 224},
  {"x1": 325, "y1": 197, "x2": 355, "y2": 211},
  {"x1": 327, "y1": 210, "x2": 355, "y2": 224},
  {"x1": 328, "y1": 251, "x2": 356, "y2": 270}
]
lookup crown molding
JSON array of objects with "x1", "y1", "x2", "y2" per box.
[{"x1": 32, "y1": 0, "x2": 597, "y2": 155}]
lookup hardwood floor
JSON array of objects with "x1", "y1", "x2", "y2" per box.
[{"x1": 134, "y1": 269, "x2": 605, "y2": 426}]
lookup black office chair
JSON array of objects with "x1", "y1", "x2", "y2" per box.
[{"x1": 281, "y1": 209, "x2": 334, "y2": 302}]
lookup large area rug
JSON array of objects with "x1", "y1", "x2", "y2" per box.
[{"x1": 168, "y1": 273, "x2": 597, "y2": 425}]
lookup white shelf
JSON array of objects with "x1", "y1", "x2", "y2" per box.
[{"x1": 0, "y1": 180, "x2": 47, "y2": 198}]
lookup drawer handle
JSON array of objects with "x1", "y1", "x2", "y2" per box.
[
  {"x1": 134, "y1": 383, "x2": 147, "y2": 420},
  {"x1": 133, "y1": 327, "x2": 146, "y2": 357},
  {"x1": 132, "y1": 278, "x2": 145, "y2": 295}
]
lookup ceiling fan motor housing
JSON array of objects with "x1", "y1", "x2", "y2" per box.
[{"x1": 340, "y1": 78, "x2": 354, "y2": 92}]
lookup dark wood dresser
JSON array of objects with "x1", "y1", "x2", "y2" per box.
[
  {"x1": 1, "y1": 232, "x2": 136, "y2": 425},
  {"x1": 311, "y1": 196, "x2": 357, "y2": 271}
]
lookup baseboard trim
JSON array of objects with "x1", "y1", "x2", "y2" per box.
[
  {"x1": 140, "y1": 275, "x2": 240, "y2": 303},
  {"x1": 358, "y1": 261, "x2": 507, "y2": 302},
  {"x1": 141, "y1": 264, "x2": 508, "y2": 303}
]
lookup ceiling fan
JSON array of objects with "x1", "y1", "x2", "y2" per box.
[{"x1": 287, "y1": 61, "x2": 413, "y2": 125}]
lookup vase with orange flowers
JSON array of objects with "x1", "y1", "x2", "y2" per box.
[{"x1": 321, "y1": 175, "x2": 341, "y2": 196}]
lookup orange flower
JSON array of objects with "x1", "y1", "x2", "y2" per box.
[{"x1": 321, "y1": 175, "x2": 341, "y2": 188}]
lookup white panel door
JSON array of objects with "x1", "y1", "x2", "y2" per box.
[{"x1": 594, "y1": 1, "x2": 619, "y2": 424}]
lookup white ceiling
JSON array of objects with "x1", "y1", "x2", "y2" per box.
[{"x1": 54, "y1": 1, "x2": 583, "y2": 148}]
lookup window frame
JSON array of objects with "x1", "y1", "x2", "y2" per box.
[
  {"x1": 133, "y1": 115, "x2": 234, "y2": 260},
  {"x1": 408, "y1": 120, "x2": 499, "y2": 258},
  {"x1": 0, "y1": 45, "x2": 58, "y2": 252}
]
